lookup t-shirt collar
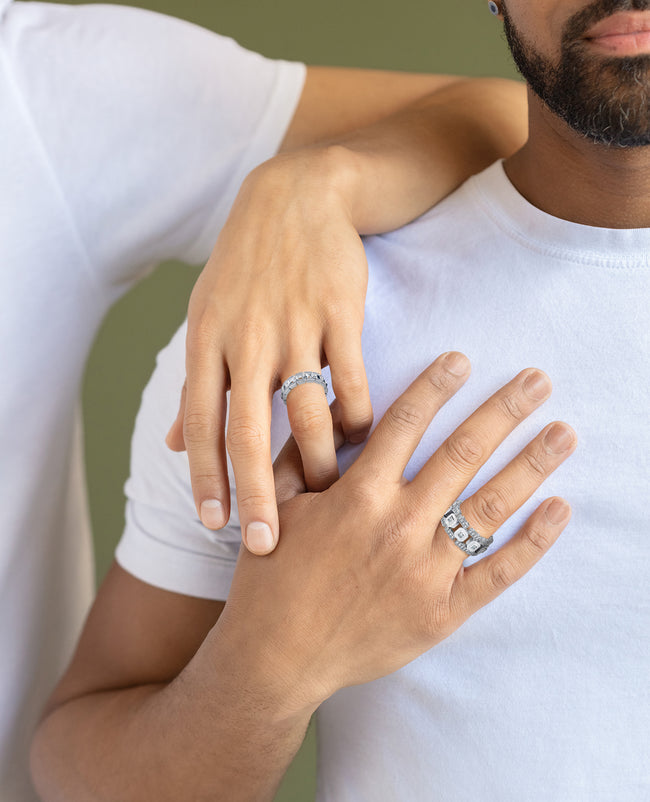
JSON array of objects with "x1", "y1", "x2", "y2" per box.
[{"x1": 470, "y1": 160, "x2": 650, "y2": 268}]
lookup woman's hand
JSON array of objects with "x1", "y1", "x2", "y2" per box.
[
  {"x1": 213, "y1": 353, "x2": 577, "y2": 717},
  {"x1": 165, "y1": 150, "x2": 373, "y2": 554}
]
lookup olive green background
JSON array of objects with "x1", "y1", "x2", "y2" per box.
[{"x1": 55, "y1": 0, "x2": 519, "y2": 798}]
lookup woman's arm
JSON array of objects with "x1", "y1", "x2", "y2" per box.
[{"x1": 169, "y1": 75, "x2": 528, "y2": 552}]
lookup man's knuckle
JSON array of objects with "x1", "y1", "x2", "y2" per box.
[
  {"x1": 445, "y1": 431, "x2": 483, "y2": 471},
  {"x1": 487, "y1": 557, "x2": 518, "y2": 591},
  {"x1": 498, "y1": 391, "x2": 525, "y2": 421},
  {"x1": 475, "y1": 488, "x2": 510, "y2": 527},
  {"x1": 386, "y1": 403, "x2": 425, "y2": 436},
  {"x1": 523, "y1": 523, "x2": 553, "y2": 556},
  {"x1": 522, "y1": 448, "x2": 548, "y2": 479},
  {"x1": 425, "y1": 367, "x2": 454, "y2": 395}
]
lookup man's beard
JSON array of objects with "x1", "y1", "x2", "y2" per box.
[{"x1": 502, "y1": 0, "x2": 650, "y2": 147}]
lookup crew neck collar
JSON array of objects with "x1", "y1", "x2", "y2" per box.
[{"x1": 470, "y1": 160, "x2": 650, "y2": 268}]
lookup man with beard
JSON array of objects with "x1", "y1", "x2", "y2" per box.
[{"x1": 31, "y1": 1, "x2": 650, "y2": 800}]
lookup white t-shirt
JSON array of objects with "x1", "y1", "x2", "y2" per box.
[
  {"x1": 0, "y1": 2, "x2": 305, "y2": 799},
  {"x1": 118, "y1": 160, "x2": 650, "y2": 800}
]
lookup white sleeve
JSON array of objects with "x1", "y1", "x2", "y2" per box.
[{"x1": 4, "y1": 2, "x2": 305, "y2": 292}]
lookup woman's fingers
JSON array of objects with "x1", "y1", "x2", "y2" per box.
[
  {"x1": 432, "y1": 420, "x2": 577, "y2": 563},
  {"x1": 325, "y1": 326, "x2": 374, "y2": 444},
  {"x1": 165, "y1": 380, "x2": 188, "y2": 452},
  {"x1": 410, "y1": 368, "x2": 553, "y2": 512},
  {"x1": 284, "y1": 360, "x2": 339, "y2": 492},
  {"x1": 353, "y1": 352, "x2": 471, "y2": 483},
  {"x1": 181, "y1": 357, "x2": 230, "y2": 530},
  {"x1": 226, "y1": 375, "x2": 278, "y2": 555},
  {"x1": 456, "y1": 496, "x2": 572, "y2": 614}
]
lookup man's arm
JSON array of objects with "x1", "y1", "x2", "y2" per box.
[{"x1": 32, "y1": 357, "x2": 575, "y2": 801}]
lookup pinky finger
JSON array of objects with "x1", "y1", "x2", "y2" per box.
[
  {"x1": 459, "y1": 497, "x2": 572, "y2": 612},
  {"x1": 325, "y1": 326, "x2": 373, "y2": 444}
]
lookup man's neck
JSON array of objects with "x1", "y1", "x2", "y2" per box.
[{"x1": 504, "y1": 88, "x2": 650, "y2": 229}]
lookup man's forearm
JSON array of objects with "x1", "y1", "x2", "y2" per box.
[
  {"x1": 31, "y1": 628, "x2": 313, "y2": 802},
  {"x1": 330, "y1": 77, "x2": 528, "y2": 234}
]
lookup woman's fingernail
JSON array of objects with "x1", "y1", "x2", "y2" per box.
[
  {"x1": 246, "y1": 522, "x2": 275, "y2": 553},
  {"x1": 545, "y1": 499, "x2": 571, "y2": 525},
  {"x1": 543, "y1": 423, "x2": 575, "y2": 454},
  {"x1": 443, "y1": 351, "x2": 470, "y2": 376},
  {"x1": 201, "y1": 499, "x2": 225, "y2": 529}
]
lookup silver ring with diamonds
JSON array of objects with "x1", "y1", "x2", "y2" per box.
[
  {"x1": 441, "y1": 501, "x2": 494, "y2": 557},
  {"x1": 281, "y1": 371, "x2": 328, "y2": 405}
]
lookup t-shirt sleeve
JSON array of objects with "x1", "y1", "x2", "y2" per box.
[
  {"x1": 4, "y1": 2, "x2": 305, "y2": 292},
  {"x1": 115, "y1": 320, "x2": 242, "y2": 600}
]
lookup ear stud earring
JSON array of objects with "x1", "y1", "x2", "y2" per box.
[{"x1": 488, "y1": 1, "x2": 500, "y2": 15}]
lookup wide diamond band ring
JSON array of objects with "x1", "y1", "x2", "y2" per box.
[
  {"x1": 441, "y1": 501, "x2": 494, "y2": 557},
  {"x1": 281, "y1": 371, "x2": 328, "y2": 404}
]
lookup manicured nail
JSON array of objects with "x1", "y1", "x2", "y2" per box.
[
  {"x1": 443, "y1": 351, "x2": 470, "y2": 376},
  {"x1": 246, "y1": 522, "x2": 275, "y2": 554},
  {"x1": 523, "y1": 370, "x2": 551, "y2": 401},
  {"x1": 543, "y1": 424, "x2": 575, "y2": 454},
  {"x1": 545, "y1": 499, "x2": 571, "y2": 525},
  {"x1": 200, "y1": 499, "x2": 225, "y2": 529}
]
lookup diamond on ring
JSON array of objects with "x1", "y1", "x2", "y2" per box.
[
  {"x1": 280, "y1": 371, "x2": 328, "y2": 405},
  {"x1": 440, "y1": 501, "x2": 494, "y2": 557}
]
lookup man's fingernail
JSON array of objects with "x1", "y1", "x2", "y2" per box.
[
  {"x1": 545, "y1": 499, "x2": 571, "y2": 525},
  {"x1": 443, "y1": 351, "x2": 470, "y2": 376},
  {"x1": 523, "y1": 370, "x2": 552, "y2": 401},
  {"x1": 543, "y1": 423, "x2": 575, "y2": 454},
  {"x1": 246, "y1": 522, "x2": 275, "y2": 553},
  {"x1": 201, "y1": 499, "x2": 225, "y2": 529}
]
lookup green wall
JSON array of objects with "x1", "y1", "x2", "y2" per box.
[{"x1": 64, "y1": 1, "x2": 519, "y2": 798}]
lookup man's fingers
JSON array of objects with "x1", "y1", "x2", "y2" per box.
[
  {"x1": 411, "y1": 368, "x2": 552, "y2": 510},
  {"x1": 182, "y1": 362, "x2": 230, "y2": 531},
  {"x1": 432, "y1": 420, "x2": 577, "y2": 563},
  {"x1": 226, "y1": 377, "x2": 278, "y2": 555},
  {"x1": 284, "y1": 361, "x2": 339, "y2": 492},
  {"x1": 325, "y1": 327, "x2": 373, "y2": 444},
  {"x1": 456, "y1": 497, "x2": 572, "y2": 613},
  {"x1": 354, "y1": 352, "x2": 471, "y2": 484}
]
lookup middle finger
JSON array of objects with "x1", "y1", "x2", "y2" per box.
[{"x1": 409, "y1": 368, "x2": 552, "y2": 512}]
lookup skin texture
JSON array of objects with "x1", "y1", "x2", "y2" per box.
[{"x1": 166, "y1": 73, "x2": 528, "y2": 553}]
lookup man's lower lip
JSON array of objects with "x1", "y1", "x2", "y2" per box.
[{"x1": 586, "y1": 31, "x2": 650, "y2": 55}]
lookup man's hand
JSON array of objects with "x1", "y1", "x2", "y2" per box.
[
  {"x1": 214, "y1": 352, "x2": 576, "y2": 716},
  {"x1": 31, "y1": 353, "x2": 574, "y2": 802}
]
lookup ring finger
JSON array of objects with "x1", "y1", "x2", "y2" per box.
[
  {"x1": 433, "y1": 420, "x2": 577, "y2": 564},
  {"x1": 282, "y1": 360, "x2": 338, "y2": 492}
]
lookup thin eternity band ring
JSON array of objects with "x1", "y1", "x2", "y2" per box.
[
  {"x1": 440, "y1": 501, "x2": 494, "y2": 557},
  {"x1": 281, "y1": 371, "x2": 328, "y2": 404}
]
